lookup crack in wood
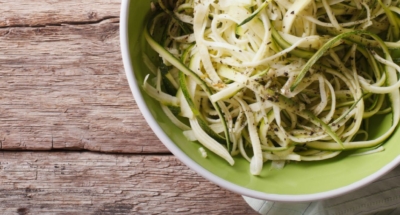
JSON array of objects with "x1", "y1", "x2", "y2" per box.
[
  {"x1": 0, "y1": 16, "x2": 119, "y2": 29},
  {"x1": 51, "y1": 135, "x2": 54, "y2": 150},
  {"x1": 0, "y1": 149, "x2": 173, "y2": 156}
]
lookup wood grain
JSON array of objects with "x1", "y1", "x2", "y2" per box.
[
  {"x1": 0, "y1": 0, "x2": 121, "y2": 27},
  {"x1": 0, "y1": 152, "x2": 256, "y2": 214},
  {"x1": 0, "y1": 1, "x2": 167, "y2": 153}
]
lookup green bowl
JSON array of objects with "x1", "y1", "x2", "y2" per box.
[{"x1": 120, "y1": 0, "x2": 400, "y2": 201}]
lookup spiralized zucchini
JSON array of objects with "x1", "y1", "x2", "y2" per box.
[{"x1": 142, "y1": 0, "x2": 400, "y2": 175}]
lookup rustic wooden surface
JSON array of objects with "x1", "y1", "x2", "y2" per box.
[
  {"x1": 0, "y1": 152, "x2": 256, "y2": 214},
  {"x1": 0, "y1": 0, "x2": 165, "y2": 153},
  {"x1": 0, "y1": 1, "x2": 257, "y2": 214}
]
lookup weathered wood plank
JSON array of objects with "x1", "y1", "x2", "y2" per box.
[
  {"x1": 0, "y1": 0, "x2": 121, "y2": 27},
  {"x1": 0, "y1": 17, "x2": 167, "y2": 152},
  {"x1": 0, "y1": 152, "x2": 256, "y2": 214}
]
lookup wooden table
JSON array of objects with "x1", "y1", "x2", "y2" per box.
[{"x1": 0, "y1": 1, "x2": 257, "y2": 214}]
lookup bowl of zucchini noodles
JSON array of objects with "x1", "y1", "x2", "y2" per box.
[{"x1": 120, "y1": 0, "x2": 400, "y2": 201}]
